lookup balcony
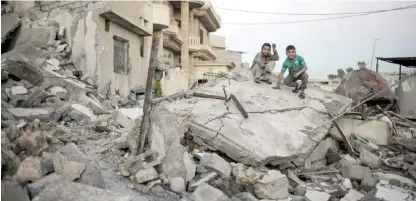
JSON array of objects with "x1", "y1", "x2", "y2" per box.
[
  {"x1": 188, "y1": 36, "x2": 217, "y2": 60},
  {"x1": 163, "y1": 19, "x2": 183, "y2": 53},
  {"x1": 193, "y1": 2, "x2": 221, "y2": 32},
  {"x1": 189, "y1": 37, "x2": 200, "y2": 52},
  {"x1": 169, "y1": 0, "x2": 205, "y2": 9},
  {"x1": 153, "y1": 3, "x2": 170, "y2": 30}
]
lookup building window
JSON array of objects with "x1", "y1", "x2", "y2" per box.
[
  {"x1": 199, "y1": 29, "x2": 204, "y2": 44},
  {"x1": 113, "y1": 36, "x2": 129, "y2": 74}
]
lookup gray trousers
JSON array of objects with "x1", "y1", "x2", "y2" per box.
[
  {"x1": 284, "y1": 72, "x2": 309, "y2": 90},
  {"x1": 251, "y1": 61, "x2": 276, "y2": 81}
]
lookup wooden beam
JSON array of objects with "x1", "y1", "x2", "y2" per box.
[{"x1": 135, "y1": 37, "x2": 159, "y2": 155}]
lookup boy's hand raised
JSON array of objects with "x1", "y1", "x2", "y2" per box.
[{"x1": 272, "y1": 43, "x2": 276, "y2": 51}]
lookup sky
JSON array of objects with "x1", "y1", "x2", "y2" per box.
[{"x1": 210, "y1": 0, "x2": 416, "y2": 79}]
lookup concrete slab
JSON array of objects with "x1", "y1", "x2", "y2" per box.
[
  {"x1": 8, "y1": 108, "x2": 54, "y2": 121},
  {"x1": 112, "y1": 108, "x2": 142, "y2": 128},
  {"x1": 164, "y1": 69, "x2": 352, "y2": 166},
  {"x1": 15, "y1": 27, "x2": 57, "y2": 48},
  {"x1": 375, "y1": 183, "x2": 416, "y2": 201},
  {"x1": 70, "y1": 104, "x2": 97, "y2": 122}
]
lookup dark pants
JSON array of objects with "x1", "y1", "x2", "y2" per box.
[{"x1": 284, "y1": 72, "x2": 309, "y2": 91}]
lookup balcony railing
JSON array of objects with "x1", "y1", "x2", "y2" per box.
[{"x1": 189, "y1": 36, "x2": 200, "y2": 51}]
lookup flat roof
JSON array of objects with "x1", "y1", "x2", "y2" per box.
[{"x1": 376, "y1": 57, "x2": 416, "y2": 68}]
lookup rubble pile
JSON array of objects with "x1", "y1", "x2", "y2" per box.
[{"x1": 2, "y1": 3, "x2": 416, "y2": 201}]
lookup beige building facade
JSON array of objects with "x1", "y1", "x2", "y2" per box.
[{"x1": 9, "y1": 0, "x2": 241, "y2": 97}]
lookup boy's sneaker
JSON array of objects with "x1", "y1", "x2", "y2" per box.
[
  {"x1": 299, "y1": 90, "x2": 306, "y2": 99},
  {"x1": 292, "y1": 83, "x2": 300, "y2": 93}
]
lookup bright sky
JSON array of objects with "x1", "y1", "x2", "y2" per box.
[{"x1": 210, "y1": 0, "x2": 416, "y2": 79}]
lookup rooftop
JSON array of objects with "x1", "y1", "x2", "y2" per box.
[{"x1": 376, "y1": 57, "x2": 416, "y2": 68}]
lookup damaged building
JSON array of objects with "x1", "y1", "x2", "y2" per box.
[{"x1": 2, "y1": 1, "x2": 416, "y2": 201}]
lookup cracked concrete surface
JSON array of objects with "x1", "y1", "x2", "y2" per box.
[{"x1": 162, "y1": 69, "x2": 352, "y2": 167}]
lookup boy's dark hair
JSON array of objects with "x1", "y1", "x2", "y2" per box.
[
  {"x1": 286, "y1": 45, "x2": 296, "y2": 51},
  {"x1": 261, "y1": 43, "x2": 271, "y2": 49}
]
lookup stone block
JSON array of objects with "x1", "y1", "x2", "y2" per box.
[
  {"x1": 11, "y1": 86, "x2": 28, "y2": 95},
  {"x1": 27, "y1": 173, "x2": 64, "y2": 198},
  {"x1": 188, "y1": 172, "x2": 218, "y2": 192},
  {"x1": 8, "y1": 107, "x2": 53, "y2": 121},
  {"x1": 360, "y1": 148, "x2": 381, "y2": 169},
  {"x1": 16, "y1": 157, "x2": 45, "y2": 182},
  {"x1": 1, "y1": 180, "x2": 30, "y2": 201},
  {"x1": 254, "y1": 170, "x2": 289, "y2": 200},
  {"x1": 134, "y1": 167, "x2": 158, "y2": 184},
  {"x1": 305, "y1": 190, "x2": 331, "y2": 201},
  {"x1": 190, "y1": 183, "x2": 231, "y2": 201},
  {"x1": 361, "y1": 174, "x2": 377, "y2": 192}
]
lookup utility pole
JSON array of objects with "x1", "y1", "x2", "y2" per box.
[{"x1": 370, "y1": 38, "x2": 380, "y2": 70}]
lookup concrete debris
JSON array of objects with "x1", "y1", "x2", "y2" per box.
[
  {"x1": 304, "y1": 137, "x2": 338, "y2": 169},
  {"x1": 342, "y1": 178, "x2": 353, "y2": 189},
  {"x1": 61, "y1": 161, "x2": 86, "y2": 181},
  {"x1": 340, "y1": 189, "x2": 364, "y2": 201},
  {"x1": 15, "y1": 27, "x2": 57, "y2": 48},
  {"x1": 359, "y1": 148, "x2": 381, "y2": 169},
  {"x1": 32, "y1": 180, "x2": 134, "y2": 201},
  {"x1": 134, "y1": 167, "x2": 159, "y2": 184},
  {"x1": 231, "y1": 192, "x2": 259, "y2": 201},
  {"x1": 340, "y1": 154, "x2": 359, "y2": 167},
  {"x1": 361, "y1": 174, "x2": 377, "y2": 192},
  {"x1": 1, "y1": 14, "x2": 21, "y2": 45},
  {"x1": 169, "y1": 69, "x2": 353, "y2": 167},
  {"x1": 11, "y1": 86, "x2": 28, "y2": 95},
  {"x1": 232, "y1": 163, "x2": 263, "y2": 185},
  {"x1": 16, "y1": 157, "x2": 45, "y2": 182},
  {"x1": 170, "y1": 177, "x2": 186, "y2": 193},
  {"x1": 2, "y1": 57, "x2": 45, "y2": 85},
  {"x1": 329, "y1": 118, "x2": 390, "y2": 145},
  {"x1": 70, "y1": 104, "x2": 97, "y2": 122},
  {"x1": 8, "y1": 107, "x2": 54, "y2": 121},
  {"x1": 183, "y1": 152, "x2": 197, "y2": 182},
  {"x1": 188, "y1": 172, "x2": 218, "y2": 192},
  {"x1": 18, "y1": 130, "x2": 49, "y2": 155},
  {"x1": 112, "y1": 108, "x2": 141, "y2": 129},
  {"x1": 254, "y1": 170, "x2": 289, "y2": 199},
  {"x1": 305, "y1": 189, "x2": 331, "y2": 201},
  {"x1": 341, "y1": 165, "x2": 371, "y2": 181},
  {"x1": 124, "y1": 150, "x2": 161, "y2": 175},
  {"x1": 200, "y1": 153, "x2": 232, "y2": 178},
  {"x1": 374, "y1": 183, "x2": 416, "y2": 201},
  {"x1": 27, "y1": 173, "x2": 64, "y2": 198},
  {"x1": 1, "y1": 180, "x2": 30, "y2": 201},
  {"x1": 190, "y1": 183, "x2": 231, "y2": 201}
]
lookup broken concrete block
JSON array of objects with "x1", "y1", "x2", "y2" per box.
[
  {"x1": 190, "y1": 183, "x2": 231, "y2": 201},
  {"x1": 85, "y1": 96, "x2": 109, "y2": 115},
  {"x1": 112, "y1": 108, "x2": 142, "y2": 128},
  {"x1": 15, "y1": 27, "x2": 57, "y2": 48},
  {"x1": 18, "y1": 130, "x2": 49, "y2": 156},
  {"x1": 340, "y1": 189, "x2": 364, "y2": 201},
  {"x1": 342, "y1": 178, "x2": 353, "y2": 189},
  {"x1": 305, "y1": 190, "x2": 331, "y2": 201},
  {"x1": 231, "y1": 192, "x2": 259, "y2": 201},
  {"x1": 361, "y1": 174, "x2": 377, "y2": 192},
  {"x1": 151, "y1": 106, "x2": 191, "y2": 180},
  {"x1": 200, "y1": 153, "x2": 232, "y2": 178},
  {"x1": 8, "y1": 107, "x2": 53, "y2": 121},
  {"x1": 374, "y1": 184, "x2": 415, "y2": 201},
  {"x1": 1, "y1": 180, "x2": 30, "y2": 201},
  {"x1": 254, "y1": 170, "x2": 289, "y2": 199},
  {"x1": 232, "y1": 163, "x2": 263, "y2": 185},
  {"x1": 196, "y1": 164, "x2": 208, "y2": 174},
  {"x1": 170, "y1": 177, "x2": 185, "y2": 193},
  {"x1": 2, "y1": 59, "x2": 45, "y2": 85},
  {"x1": 1, "y1": 14, "x2": 21, "y2": 45},
  {"x1": 17, "y1": 157, "x2": 45, "y2": 182},
  {"x1": 342, "y1": 165, "x2": 371, "y2": 181},
  {"x1": 188, "y1": 172, "x2": 218, "y2": 192},
  {"x1": 11, "y1": 86, "x2": 28, "y2": 95},
  {"x1": 170, "y1": 69, "x2": 352, "y2": 167},
  {"x1": 70, "y1": 104, "x2": 97, "y2": 122},
  {"x1": 360, "y1": 148, "x2": 381, "y2": 169},
  {"x1": 340, "y1": 154, "x2": 359, "y2": 167},
  {"x1": 295, "y1": 185, "x2": 307, "y2": 196},
  {"x1": 32, "y1": 180, "x2": 134, "y2": 201},
  {"x1": 125, "y1": 150, "x2": 162, "y2": 174},
  {"x1": 134, "y1": 167, "x2": 159, "y2": 184},
  {"x1": 183, "y1": 152, "x2": 196, "y2": 182},
  {"x1": 27, "y1": 173, "x2": 64, "y2": 198},
  {"x1": 330, "y1": 118, "x2": 391, "y2": 145},
  {"x1": 59, "y1": 143, "x2": 105, "y2": 189},
  {"x1": 61, "y1": 161, "x2": 86, "y2": 181},
  {"x1": 114, "y1": 132, "x2": 129, "y2": 149}
]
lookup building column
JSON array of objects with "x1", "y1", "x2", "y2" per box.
[{"x1": 181, "y1": 1, "x2": 189, "y2": 72}]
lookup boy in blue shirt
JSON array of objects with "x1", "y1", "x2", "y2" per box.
[{"x1": 273, "y1": 45, "x2": 309, "y2": 99}]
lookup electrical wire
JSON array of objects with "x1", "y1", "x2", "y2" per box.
[
  {"x1": 215, "y1": 4, "x2": 416, "y2": 16},
  {"x1": 220, "y1": 4, "x2": 416, "y2": 25}
]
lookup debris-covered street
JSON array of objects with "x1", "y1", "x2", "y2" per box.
[{"x1": 1, "y1": 1, "x2": 416, "y2": 201}]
